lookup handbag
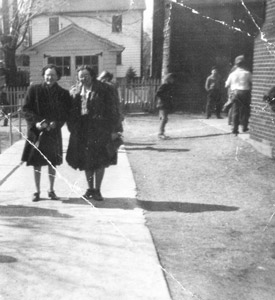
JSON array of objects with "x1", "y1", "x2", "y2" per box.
[{"x1": 106, "y1": 134, "x2": 124, "y2": 159}]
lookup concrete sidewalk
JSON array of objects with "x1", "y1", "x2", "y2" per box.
[{"x1": 0, "y1": 127, "x2": 171, "y2": 300}]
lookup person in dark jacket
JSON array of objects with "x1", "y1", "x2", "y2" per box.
[
  {"x1": 66, "y1": 65, "x2": 119, "y2": 201},
  {"x1": 21, "y1": 64, "x2": 71, "y2": 202},
  {"x1": 155, "y1": 73, "x2": 175, "y2": 139},
  {"x1": 205, "y1": 66, "x2": 223, "y2": 119}
]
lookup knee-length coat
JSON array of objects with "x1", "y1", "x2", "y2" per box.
[
  {"x1": 21, "y1": 83, "x2": 71, "y2": 166},
  {"x1": 66, "y1": 80, "x2": 119, "y2": 171}
]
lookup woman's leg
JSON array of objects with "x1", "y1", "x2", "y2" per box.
[
  {"x1": 95, "y1": 167, "x2": 105, "y2": 191},
  {"x1": 33, "y1": 166, "x2": 41, "y2": 201},
  {"x1": 48, "y1": 165, "x2": 56, "y2": 192},
  {"x1": 34, "y1": 166, "x2": 42, "y2": 193},
  {"x1": 83, "y1": 168, "x2": 104, "y2": 201},
  {"x1": 85, "y1": 169, "x2": 94, "y2": 190},
  {"x1": 93, "y1": 167, "x2": 105, "y2": 200},
  {"x1": 47, "y1": 165, "x2": 59, "y2": 200},
  {"x1": 82, "y1": 170, "x2": 95, "y2": 199}
]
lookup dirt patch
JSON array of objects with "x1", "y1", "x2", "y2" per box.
[{"x1": 124, "y1": 113, "x2": 275, "y2": 300}]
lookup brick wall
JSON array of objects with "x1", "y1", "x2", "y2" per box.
[{"x1": 251, "y1": 0, "x2": 275, "y2": 158}]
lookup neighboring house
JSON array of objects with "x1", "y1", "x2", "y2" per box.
[
  {"x1": 250, "y1": 0, "x2": 275, "y2": 158},
  {"x1": 22, "y1": 0, "x2": 146, "y2": 89},
  {"x1": 152, "y1": 0, "x2": 265, "y2": 112}
]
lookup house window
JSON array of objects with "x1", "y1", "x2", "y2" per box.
[
  {"x1": 75, "y1": 55, "x2": 99, "y2": 75},
  {"x1": 112, "y1": 15, "x2": 122, "y2": 33},
  {"x1": 48, "y1": 56, "x2": 71, "y2": 76},
  {"x1": 49, "y1": 17, "x2": 59, "y2": 35},
  {"x1": 116, "y1": 53, "x2": 122, "y2": 65},
  {"x1": 22, "y1": 55, "x2": 30, "y2": 67}
]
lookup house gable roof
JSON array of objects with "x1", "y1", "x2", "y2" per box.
[
  {"x1": 24, "y1": 24, "x2": 125, "y2": 53},
  {"x1": 37, "y1": 0, "x2": 146, "y2": 14}
]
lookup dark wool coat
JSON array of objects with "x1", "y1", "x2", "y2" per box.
[
  {"x1": 21, "y1": 83, "x2": 71, "y2": 166},
  {"x1": 66, "y1": 80, "x2": 119, "y2": 171}
]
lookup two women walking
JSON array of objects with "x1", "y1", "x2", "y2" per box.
[{"x1": 21, "y1": 64, "x2": 120, "y2": 202}]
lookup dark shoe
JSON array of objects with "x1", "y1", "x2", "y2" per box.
[
  {"x1": 232, "y1": 130, "x2": 239, "y2": 136},
  {"x1": 48, "y1": 190, "x2": 59, "y2": 200},
  {"x1": 243, "y1": 128, "x2": 249, "y2": 133},
  {"x1": 93, "y1": 190, "x2": 104, "y2": 201},
  {"x1": 32, "y1": 192, "x2": 40, "y2": 202},
  {"x1": 158, "y1": 134, "x2": 167, "y2": 140},
  {"x1": 82, "y1": 188, "x2": 95, "y2": 200}
]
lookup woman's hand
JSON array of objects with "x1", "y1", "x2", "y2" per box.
[
  {"x1": 36, "y1": 120, "x2": 56, "y2": 131},
  {"x1": 49, "y1": 121, "x2": 56, "y2": 129},
  {"x1": 36, "y1": 119, "x2": 49, "y2": 131}
]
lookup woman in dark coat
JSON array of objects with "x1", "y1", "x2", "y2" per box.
[
  {"x1": 66, "y1": 65, "x2": 119, "y2": 201},
  {"x1": 21, "y1": 64, "x2": 71, "y2": 202}
]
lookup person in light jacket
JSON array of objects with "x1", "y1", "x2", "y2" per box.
[{"x1": 225, "y1": 55, "x2": 252, "y2": 135}]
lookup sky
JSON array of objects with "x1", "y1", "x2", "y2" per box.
[{"x1": 144, "y1": 0, "x2": 153, "y2": 33}]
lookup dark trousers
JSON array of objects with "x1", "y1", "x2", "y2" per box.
[
  {"x1": 206, "y1": 89, "x2": 221, "y2": 118},
  {"x1": 159, "y1": 109, "x2": 168, "y2": 135},
  {"x1": 231, "y1": 90, "x2": 251, "y2": 133}
]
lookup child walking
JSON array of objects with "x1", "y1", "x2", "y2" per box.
[{"x1": 155, "y1": 73, "x2": 175, "y2": 139}]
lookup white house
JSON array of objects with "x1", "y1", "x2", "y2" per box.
[{"x1": 23, "y1": 0, "x2": 146, "y2": 89}]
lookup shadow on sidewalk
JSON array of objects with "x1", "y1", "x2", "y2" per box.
[
  {"x1": 0, "y1": 255, "x2": 17, "y2": 263},
  {"x1": 137, "y1": 200, "x2": 239, "y2": 213},
  {"x1": 63, "y1": 197, "x2": 137, "y2": 210},
  {"x1": 124, "y1": 142, "x2": 156, "y2": 146},
  {"x1": 169, "y1": 132, "x2": 232, "y2": 140},
  {"x1": 0, "y1": 205, "x2": 73, "y2": 218},
  {"x1": 125, "y1": 146, "x2": 190, "y2": 152}
]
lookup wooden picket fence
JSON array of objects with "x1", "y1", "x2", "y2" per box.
[
  {"x1": 4, "y1": 80, "x2": 161, "y2": 114},
  {"x1": 117, "y1": 78, "x2": 161, "y2": 113},
  {"x1": 5, "y1": 86, "x2": 28, "y2": 114}
]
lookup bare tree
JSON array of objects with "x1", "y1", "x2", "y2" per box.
[{"x1": 0, "y1": 0, "x2": 67, "y2": 85}]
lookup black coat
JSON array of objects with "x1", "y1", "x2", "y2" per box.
[
  {"x1": 21, "y1": 83, "x2": 71, "y2": 166},
  {"x1": 66, "y1": 80, "x2": 119, "y2": 171}
]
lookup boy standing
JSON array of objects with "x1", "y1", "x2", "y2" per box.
[{"x1": 205, "y1": 67, "x2": 223, "y2": 119}]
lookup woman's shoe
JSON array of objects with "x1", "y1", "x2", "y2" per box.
[
  {"x1": 48, "y1": 191, "x2": 59, "y2": 200},
  {"x1": 92, "y1": 190, "x2": 103, "y2": 201},
  {"x1": 32, "y1": 192, "x2": 40, "y2": 202},
  {"x1": 158, "y1": 134, "x2": 167, "y2": 140},
  {"x1": 82, "y1": 189, "x2": 95, "y2": 200}
]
